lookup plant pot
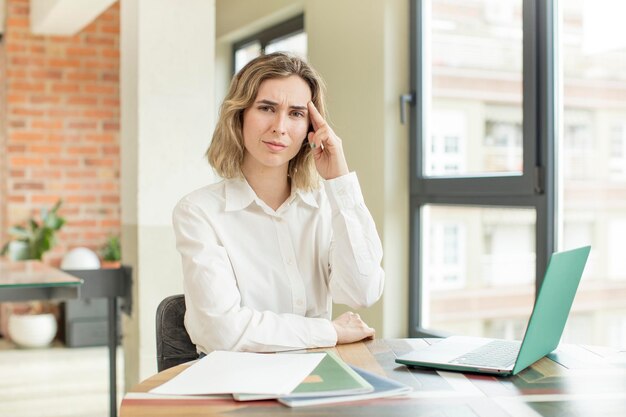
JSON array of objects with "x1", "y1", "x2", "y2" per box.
[
  {"x1": 8, "y1": 313, "x2": 58, "y2": 348},
  {"x1": 8, "y1": 241, "x2": 30, "y2": 261}
]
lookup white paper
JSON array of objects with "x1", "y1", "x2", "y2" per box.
[{"x1": 150, "y1": 351, "x2": 325, "y2": 396}]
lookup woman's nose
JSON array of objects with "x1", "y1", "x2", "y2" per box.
[{"x1": 271, "y1": 114, "x2": 287, "y2": 135}]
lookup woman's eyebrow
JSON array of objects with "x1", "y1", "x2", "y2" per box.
[{"x1": 255, "y1": 99, "x2": 307, "y2": 111}]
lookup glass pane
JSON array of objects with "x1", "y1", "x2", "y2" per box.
[
  {"x1": 422, "y1": 205, "x2": 536, "y2": 340},
  {"x1": 234, "y1": 41, "x2": 262, "y2": 73},
  {"x1": 266, "y1": 32, "x2": 308, "y2": 59},
  {"x1": 425, "y1": 0, "x2": 523, "y2": 177},
  {"x1": 559, "y1": 0, "x2": 626, "y2": 349}
]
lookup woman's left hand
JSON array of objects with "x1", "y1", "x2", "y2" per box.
[{"x1": 307, "y1": 101, "x2": 350, "y2": 180}]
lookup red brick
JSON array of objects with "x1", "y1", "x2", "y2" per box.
[
  {"x1": 32, "y1": 170, "x2": 63, "y2": 179},
  {"x1": 52, "y1": 83, "x2": 80, "y2": 93},
  {"x1": 30, "y1": 95, "x2": 62, "y2": 104},
  {"x1": 7, "y1": 94, "x2": 27, "y2": 104},
  {"x1": 9, "y1": 131, "x2": 46, "y2": 141},
  {"x1": 85, "y1": 84, "x2": 115, "y2": 95},
  {"x1": 100, "y1": 219, "x2": 121, "y2": 228},
  {"x1": 8, "y1": 196, "x2": 27, "y2": 203},
  {"x1": 103, "y1": 145, "x2": 120, "y2": 155},
  {"x1": 7, "y1": 144, "x2": 27, "y2": 153},
  {"x1": 103, "y1": 121, "x2": 119, "y2": 131},
  {"x1": 10, "y1": 81, "x2": 46, "y2": 92},
  {"x1": 85, "y1": 158, "x2": 114, "y2": 167},
  {"x1": 48, "y1": 58, "x2": 81, "y2": 68},
  {"x1": 7, "y1": 17, "x2": 29, "y2": 27},
  {"x1": 32, "y1": 120, "x2": 64, "y2": 130},
  {"x1": 67, "y1": 195, "x2": 97, "y2": 204},
  {"x1": 10, "y1": 56, "x2": 46, "y2": 66},
  {"x1": 83, "y1": 109, "x2": 115, "y2": 118},
  {"x1": 30, "y1": 145, "x2": 63, "y2": 154},
  {"x1": 49, "y1": 158, "x2": 81, "y2": 167},
  {"x1": 6, "y1": 69, "x2": 27, "y2": 78},
  {"x1": 68, "y1": 121, "x2": 98, "y2": 130},
  {"x1": 65, "y1": 170, "x2": 97, "y2": 178},
  {"x1": 67, "y1": 71, "x2": 99, "y2": 82},
  {"x1": 102, "y1": 72, "x2": 119, "y2": 82},
  {"x1": 66, "y1": 47, "x2": 98, "y2": 57},
  {"x1": 11, "y1": 107, "x2": 46, "y2": 117},
  {"x1": 10, "y1": 157, "x2": 46, "y2": 167},
  {"x1": 85, "y1": 134, "x2": 115, "y2": 143},
  {"x1": 9, "y1": 120, "x2": 27, "y2": 128},
  {"x1": 31, "y1": 195, "x2": 62, "y2": 205},
  {"x1": 68, "y1": 146, "x2": 99, "y2": 155},
  {"x1": 66, "y1": 96, "x2": 98, "y2": 106},
  {"x1": 14, "y1": 182, "x2": 45, "y2": 191},
  {"x1": 10, "y1": 170, "x2": 26, "y2": 178}
]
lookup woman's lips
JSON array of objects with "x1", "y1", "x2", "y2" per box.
[{"x1": 263, "y1": 141, "x2": 287, "y2": 151}]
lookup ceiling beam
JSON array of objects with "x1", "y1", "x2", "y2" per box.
[{"x1": 30, "y1": 0, "x2": 116, "y2": 35}]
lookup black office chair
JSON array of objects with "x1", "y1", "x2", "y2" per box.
[{"x1": 155, "y1": 294, "x2": 200, "y2": 371}]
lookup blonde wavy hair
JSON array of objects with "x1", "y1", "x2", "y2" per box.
[{"x1": 206, "y1": 52, "x2": 327, "y2": 191}]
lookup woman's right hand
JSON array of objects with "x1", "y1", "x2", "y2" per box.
[{"x1": 332, "y1": 312, "x2": 375, "y2": 344}]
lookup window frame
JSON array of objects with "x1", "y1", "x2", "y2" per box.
[
  {"x1": 408, "y1": 0, "x2": 557, "y2": 337},
  {"x1": 231, "y1": 14, "x2": 304, "y2": 75}
]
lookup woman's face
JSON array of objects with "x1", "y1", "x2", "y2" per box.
[{"x1": 241, "y1": 75, "x2": 312, "y2": 176}]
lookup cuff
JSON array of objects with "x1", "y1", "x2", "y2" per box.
[
  {"x1": 323, "y1": 172, "x2": 365, "y2": 211},
  {"x1": 307, "y1": 318, "x2": 338, "y2": 348}
]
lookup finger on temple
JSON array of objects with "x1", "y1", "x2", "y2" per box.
[{"x1": 307, "y1": 101, "x2": 325, "y2": 131}]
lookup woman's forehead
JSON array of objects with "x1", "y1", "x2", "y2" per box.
[{"x1": 255, "y1": 76, "x2": 312, "y2": 104}]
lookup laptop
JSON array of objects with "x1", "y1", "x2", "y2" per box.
[{"x1": 396, "y1": 246, "x2": 591, "y2": 376}]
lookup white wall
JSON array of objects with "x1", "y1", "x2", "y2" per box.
[{"x1": 121, "y1": 0, "x2": 216, "y2": 386}]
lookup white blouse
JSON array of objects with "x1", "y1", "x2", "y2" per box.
[{"x1": 172, "y1": 172, "x2": 384, "y2": 353}]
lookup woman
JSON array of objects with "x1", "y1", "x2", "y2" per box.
[{"x1": 173, "y1": 52, "x2": 384, "y2": 354}]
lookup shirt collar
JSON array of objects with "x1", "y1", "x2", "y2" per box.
[{"x1": 224, "y1": 177, "x2": 319, "y2": 212}]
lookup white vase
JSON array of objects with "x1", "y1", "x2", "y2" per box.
[{"x1": 8, "y1": 313, "x2": 58, "y2": 348}]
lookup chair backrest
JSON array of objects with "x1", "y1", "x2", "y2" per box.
[{"x1": 155, "y1": 294, "x2": 199, "y2": 371}]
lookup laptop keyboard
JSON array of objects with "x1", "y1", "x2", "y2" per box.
[{"x1": 450, "y1": 340, "x2": 521, "y2": 368}]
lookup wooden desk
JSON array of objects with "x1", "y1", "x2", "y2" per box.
[{"x1": 120, "y1": 338, "x2": 626, "y2": 417}]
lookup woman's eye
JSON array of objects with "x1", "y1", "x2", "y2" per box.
[
  {"x1": 259, "y1": 106, "x2": 274, "y2": 112},
  {"x1": 291, "y1": 111, "x2": 305, "y2": 118}
]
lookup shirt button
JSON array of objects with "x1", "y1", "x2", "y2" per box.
[
  {"x1": 296, "y1": 299, "x2": 304, "y2": 306},
  {"x1": 286, "y1": 258, "x2": 293, "y2": 265}
]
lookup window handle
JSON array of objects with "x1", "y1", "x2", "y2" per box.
[{"x1": 400, "y1": 93, "x2": 415, "y2": 125}]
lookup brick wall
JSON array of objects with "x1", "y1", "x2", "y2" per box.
[{"x1": 0, "y1": 0, "x2": 120, "y2": 266}]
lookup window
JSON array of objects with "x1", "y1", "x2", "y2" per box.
[
  {"x1": 409, "y1": 0, "x2": 552, "y2": 340},
  {"x1": 232, "y1": 15, "x2": 306, "y2": 73},
  {"x1": 410, "y1": 0, "x2": 626, "y2": 348}
]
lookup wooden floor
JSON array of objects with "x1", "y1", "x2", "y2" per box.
[{"x1": 0, "y1": 338, "x2": 124, "y2": 417}]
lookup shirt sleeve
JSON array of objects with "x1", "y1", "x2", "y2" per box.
[
  {"x1": 323, "y1": 172, "x2": 385, "y2": 309},
  {"x1": 172, "y1": 200, "x2": 338, "y2": 353}
]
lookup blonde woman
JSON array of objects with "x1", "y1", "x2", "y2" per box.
[{"x1": 173, "y1": 52, "x2": 384, "y2": 354}]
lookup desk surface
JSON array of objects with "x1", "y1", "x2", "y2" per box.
[
  {"x1": 0, "y1": 259, "x2": 82, "y2": 288},
  {"x1": 0, "y1": 259, "x2": 82, "y2": 302},
  {"x1": 120, "y1": 338, "x2": 626, "y2": 417}
]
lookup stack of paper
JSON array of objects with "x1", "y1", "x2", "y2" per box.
[
  {"x1": 150, "y1": 351, "x2": 325, "y2": 396},
  {"x1": 233, "y1": 350, "x2": 372, "y2": 401},
  {"x1": 149, "y1": 350, "x2": 411, "y2": 407},
  {"x1": 279, "y1": 365, "x2": 413, "y2": 407}
]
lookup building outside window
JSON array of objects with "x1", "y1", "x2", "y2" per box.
[{"x1": 410, "y1": 0, "x2": 626, "y2": 348}]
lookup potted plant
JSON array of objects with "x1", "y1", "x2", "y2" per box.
[
  {"x1": 0, "y1": 199, "x2": 66, "y2": 261},
  {"x1": 0, "y1": 200, "x2": 65, "y2": 348},
  {"x1": 100, "y1": 235, "x2": 121, "y2": 268}
]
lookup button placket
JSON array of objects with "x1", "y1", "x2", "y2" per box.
[{"x1": 272, "y1": 216, "x2": 306, "y2": 315}]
